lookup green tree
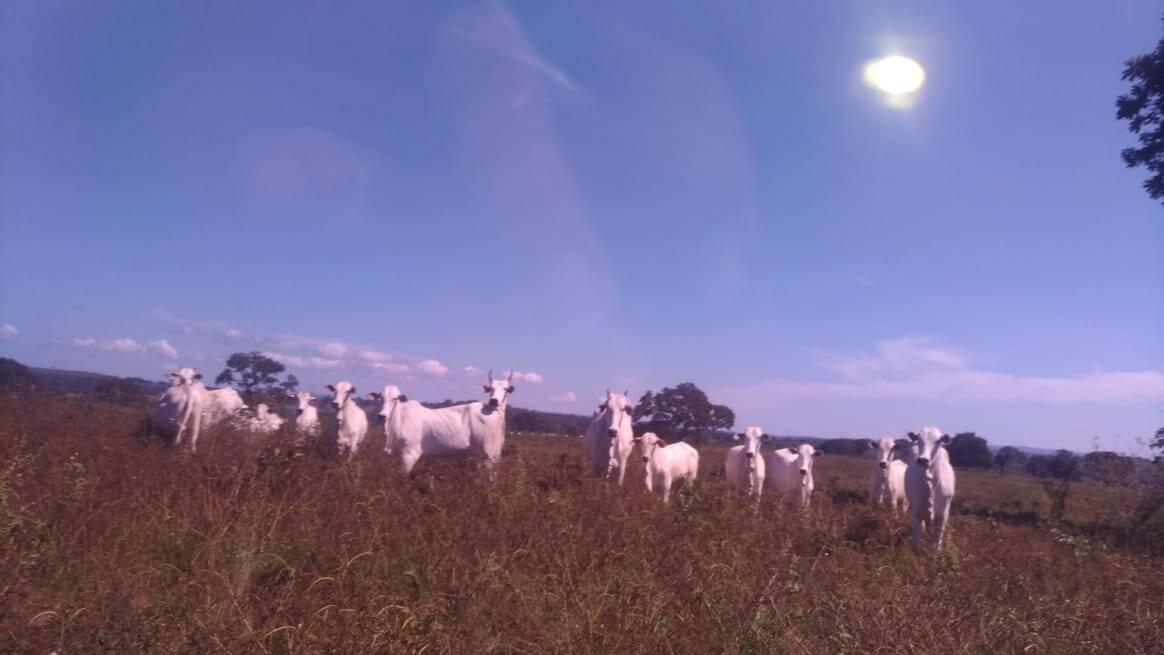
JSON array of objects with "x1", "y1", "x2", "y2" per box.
[
  {"x1": 1152, "y1": 427, "x2": 1164, "y2": 452},
  {"x1": 947, "y1": 432, "x2": 993, "y2": 469},
  {"x1": 634, "y1": 382, "x2": 735, "y2": 441},
  {"x1": 994, "y1": 446, "x2": 1027, "y2": 477},
  {"x1": 1082, "y1": 451, "x2": 1135, "y2": 486},
  {"x1": 1116, "y1": 22, "x2": 1164, "y2": 204},
  {"x1": 215, "y1": 352, "x2": 298, "y2": 404}
]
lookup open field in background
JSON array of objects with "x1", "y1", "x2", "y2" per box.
[{"x1": 2, "y1": 394, "x2": 1163, "y2": 653}]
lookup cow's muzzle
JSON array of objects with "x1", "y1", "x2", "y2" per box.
[
  {"x1": 331, "y1": 402, "x2": 341, "y2": 410},
  {"x1": 489, "y1": 398, "x2": 499, "y2": 408},
  {"x1": 799, "y1": 469, "x2": 808, "y2": 477},
  {"x1": 878, "y1": 461, "x2": 888, "y2": 470},
  {"x1": 296, "y1": 409, "x2": 304, "y2": 416},
  {"x1": 641, "y1": 456, "x2": 649, "y2": 463},
  {"x1": 917, "y1": 458, "x2": 929, "y2": 468},
  {"x1": 608, "y1": 428, "x2": 618, "y2": 437},
  {"x1": 376, "y1": 414, "x2": 386, "y2": 423}
]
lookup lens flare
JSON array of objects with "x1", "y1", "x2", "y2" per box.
[{"x1": 863, "y1": 56, "x2": 925, "y2": 95}]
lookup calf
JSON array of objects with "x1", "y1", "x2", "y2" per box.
[
  {"x1": 248, "y1": 403, "x2": 285, "y2": 434},
  {"x1": 904, "y1": 426, "x2": 956, "y2": 550},
  {"x1": 636, "y1": 432, "x2": 699, "y2": 503},
  {"x1": 290, "y1": 391, "x2": 320, "y2": 437},
  {"x1": 724, "y1": 426, "x2": 768, "y2": 506},
  {"x1": 868, "y1": 436, "x2": 908, "y2": 515},
  {"x1": 768, "y1": 443, "x2": 820, "y2": 508},
  {"x1": 582, "y1": 390, "x2": 635, "y2": 484},
  {"x1": 152, "y1": 367, "x2": 209, "y2": 452},
  {"x1": 327, "y1": 381, "x2": 368, "y2": 460}
]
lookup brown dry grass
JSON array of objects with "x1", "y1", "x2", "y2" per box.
[{"x1": 2, "y1": 394, "x2": 1162, "y2": 653}]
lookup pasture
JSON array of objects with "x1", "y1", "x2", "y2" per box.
[{"x1": 2, "y1": 394, "x2": 1162, "y2": 653}]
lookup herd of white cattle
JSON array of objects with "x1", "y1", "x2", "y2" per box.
[{"x1": 151, "y1": 368, "x2": 956, "y2": 550}]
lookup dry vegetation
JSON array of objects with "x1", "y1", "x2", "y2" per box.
[{"x1": 2, "y1": 394, "x2": 1163, "y2": 654}]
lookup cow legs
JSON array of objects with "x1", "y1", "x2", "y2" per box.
[
  {"x1": 910, "y1": 512, "x2": 925, "y2": 551},
  {"x1": 188, "y1": 411, "x2": 203, "y2": 453},
  {"x1": 644, "y1": 471, "x2": 654, "y2": 494},
  {"x1": 400, "y1": 448, "x2": 421, "y2": 475},
  {"x1": 661, "y1": 474, "x2": 673, "y2": 504},
  {"x1": 933, "y1": 496, "x2": 952, "y2": 550}
]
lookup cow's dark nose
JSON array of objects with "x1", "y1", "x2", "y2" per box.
[
  {"x1": 331, "y1": 403, "x2": 341, "y2": 410},
  {"x1": 799, "y1": 469, "x2": 807, "y2": 476},
  {"x1": 641, "y1": 456, "x2": 649, "y2": 463},
  {"x1": 608, "y1": 429, "x2": 618, "y2": 437},
  {"x1": 489, "y1": 398, "x2": 499, "y2": 407},
  {"x1": 296, "y1": 409, "x2": 304, "y2": 416},
  {"x1": 879, "y1": 461, "x2": 888, "y2": 470},
  {"x1": 918, "y1": 458, "x2": 929, "y2": 468},
  {"x1": 745, "y1": 452, "x2": 754, "y2": 459},
  {"x1": 376, "y1": 415, "x2": 386, "y2": 423}
]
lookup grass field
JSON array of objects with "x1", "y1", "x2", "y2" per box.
[{"x1": 2, "y1": 394, "x2": 1163, "y2": 653}]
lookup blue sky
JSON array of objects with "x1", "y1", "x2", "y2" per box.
[{"x1": 2, "y1": 1, "x2": 1161, "y2": 452}]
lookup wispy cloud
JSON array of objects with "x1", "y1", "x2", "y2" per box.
[
  {"x1": 721, "y1": 336, "x2": 1164, "y2": 406},
  {"x1": 512, "y1": 371, "x2": 543, "y2": 384},
  {"x1": 0, "y1": 323, "x2": 17, "y2": 338},
  {"x1": 101, "y1": 338, "x2": 145, "y2": 353},
  {"x1": 149, "y1": 339, "x2": 180, "y2": 358},
  {"x1": 317, "y1": 341, "x2": 348, "y2": 358},
  {"x1": 358, "y1": 350, "x2": 392, "y2": 364},
  {"x1": 418, "y1": 359, "x2": 450, "y2": 377},
  {"x1": 155, "y1": 311, "x2": 245, "y2": 341},
  {"x1": 549, "y1": 390, "x2": 576, "y2": 403},
  {"x1": 461, "y1": 365, "x2": 483, "y2": 377},
  {"x1": 443, "y1": 1, "x2": 577, "y2": 94}
]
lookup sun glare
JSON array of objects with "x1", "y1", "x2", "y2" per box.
[{"x1": 864, "y1": 55, "x2": 925, "y2": 95}]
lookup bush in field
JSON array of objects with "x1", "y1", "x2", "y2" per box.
[
  {"x1": 947, "y1": 432, "x2": 993, "y2": 468},
  {"x1": 634, "y1": 382, "x2": 734, "y2": 442},
  {"x1": 994, "y1": 446, "x2": 1027, "y2": 476},
  {"x1": 817, "y1": 438, "x2": 869, "y2": 456},
  {"x1": 215, "y1": 351, "x2": 299, "y2": 404},
  {"x1": 1082, "y1": 451, "x2": 1136, "y2": 486}
]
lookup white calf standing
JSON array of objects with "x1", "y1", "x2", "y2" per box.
[
  {"x1": 868, "y1": 436, "x2": 908, "y2": 515},
  {"x1": 248, "y1": 403, "x2": 285, "y2": 434},
  {"x1": 636, "y1": 432, "x2": 699, "y2": 503},
  {"x1": 768, "y1": 443, "x2": 820, "y2": 508},
  {"x1": 904, "y1": 426, "x2": 956, "y2": 551},
  {"x1": 290, "y1": 391, "x2": 320, "y2": 438},
  {"x1": 327, "y1": 381, "x2": 368, "y2": 460},
  {"x1": 724, "y1": 426, "x2": 768, "y2": 506}
]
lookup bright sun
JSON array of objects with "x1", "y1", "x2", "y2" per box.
[{"x1": 864, "y1": 55, "x2": 925, "y2": 95}]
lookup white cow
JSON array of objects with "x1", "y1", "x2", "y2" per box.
[
  {"x1": 370, "y1": 371, "x2": 514, "y2": 475},
  {"x1": 290, "y1": 391, "x2": 320, "y2": 438},
  {"x1": 205, "y1": 387, "x2": 246, "y2": 425},
  {"x1": 247, "y1": 403, "x2": 285, "y2": 434},
  {"x1": 724, "y1": 426, "x2": 768, "y2": 506},
  {"x1": 868, "y1": 436, "x2": 908, "y2": 515},
  {"x1": 768, "y1": 443, "x2": 820, "y2": 508},
  {"x1": 582, "y1": 390, "x2": 635, "y2": 484},
  {"x1": 152, "y1": 367, "x2": 208, "y2": 451},
  {"x1": 904, "y1": 426, "x2": 956, "y2": 551},
  {"x1": 636, "y1": 432, "x2": 699, "y2": 503},
  {"x1": 327, "y1": 381, "x2": 368, "y2": 460}
]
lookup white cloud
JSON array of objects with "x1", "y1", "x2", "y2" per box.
[
  {"x1": 549, "y1": 390, "x2": 576, "y2": 403},
  {"x1": 371, "y1": 362, "x2": 410, "y2": 374},
  {"x1": 358, "y1": 350, "x2": 392, "y2": 363},
  {"x1": 224, "y1": 328, "x2": 244, "y2": 339},
  {"x1": 149, "y1": 339, "x2": 180, "y2": 358},
  {"x1": 443, "y1": 2, "x2": 577, "y2": 93},
  {"x1": 721, "y1": 336, "x2": 1164, "y2": 407},
  {"x1": 317, "y1": 341, "x2": 348, "y2": 358},
  {"x1": 307, "y1": 357, "x2": 342, "y2": 370},
  {"x1": 101, "y1": 338, "x2": 145, "y2": 353},
  {"x1": 512, "y1": 371, "x2": 544, "y2": 384},
  {"x1": 0, "y1": 324, "x2": 18, "y2": 338},
  {"x1": 71, "y1": 337, "x2": 97, "y2": 348},
  {"x1": 418, "y1": 359, "x2": 449, "y2": 376},
  {"x1": 461, "y1": 365, "x2": 483, "y2": 377}
]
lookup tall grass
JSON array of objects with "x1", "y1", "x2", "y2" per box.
[{"x1": 2, "y1": 394, "x2": 1162, "y2": 653}]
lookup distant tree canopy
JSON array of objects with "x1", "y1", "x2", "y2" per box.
[
  {"x1": 947, "y1": 432, "x2": 993, "y2": 469},
  {"x1": 1116, "y1": 22, "x2": 1164, "y2": 204},
  {"x1": 215, "y1": 352, "x2": 298, "y2": 403},
  {"x1": 994, "y1": 446, "x2": 1027, "y2": 476},
  {"x1": 1082, "y1": 451, "x2": 1136, "y2": 486},
  {"x1": 1026, "y1": 450, "x2": 1083, "y2": 481},
  {"x1": 0, "y1": 357, "x2": 38, "y2": 391},
  {"x1": 817, "y1": 438, "x2": 870, "y2": 457},
  {"x1": 1153, "y1": 427, "x2": 1164, "y2": 452},
  {"x1": 634, "y1": 382, "x2": 735, "y2": 441}
]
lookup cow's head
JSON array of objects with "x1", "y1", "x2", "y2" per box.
[
  {"x1": 327, "y1": 381, "x2": 356, "y2": 410},
  {"x1": 290, "y1": 391, "x2": 315, "y2": 415},
  {"x1": 868, "y1": 436, "x2": 897, "y2": 473},
  {"x1": 169, "y1": 367, "x2": 202, "y2": 386},
  {"x1": 733, "y1": 426, "x2": 769, "y2": 468},
  {"x1": 367, "y1": 384, "x2": 407, "y2": 422},
  {"x1": 908, "y1": 426, "x2": 950, "y2": 470},
  {"x1": 255, "y1": 403, "x2": 271, "y2": 418},
  {"x1": 601, "y1": 389, "x2": 633, "y2": 437},
  {"x1": 785, "y1": 443, "x2": 820, "y2": 484},
  {"x1": 637, "y1": 431, "x2": 665, "y2": 462},
  {"x1": 482, "y1": 370, "x2": 515, "y2": 411}
]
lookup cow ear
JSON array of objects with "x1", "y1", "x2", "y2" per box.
[
  {"x1": 908, "y1": 432, "x2": 919, "y2": 442},
  {"x1": 398, "y1": 394, "x2": 408, "y2": 402},
  {"x1": 940, "y1": 434, "x2": 952, "y2": 444},
  {"x1": 350, "y1": 386, "x2": 356, "y2": 395},
  {"x1": 761, "y1": 433, "x2": 771, "y2": 441},
  {"x1": 507, "y1": 385, "x2": 515, "y2": 393},
  {"x1": 367, "y1": 392, "x2": 382, "y2": 400},
  {"x1": 326, "y1": 385, "x2": 335, "y2": 392},
  {"x1": 483, "y1": 384, "x2": 491, "y2": 393},
  {"x1": 868, "y1": 440, "x2": 878, "y2": 449},
  {"x1": 193, "y1": 373, "x2": 203, "y2": 381},
  {"x1": 624, "y1": 405, "x2": 633, "y2": 415},
  {"x1": 733, "y1": 432, "x2": 743, "y2": 440},
  {"x1": 813, "y1": 450, "x2": 822, "y2": 457},
  {"x1": 787, "y1": 446, "x2": 797, "y2": 453}
]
